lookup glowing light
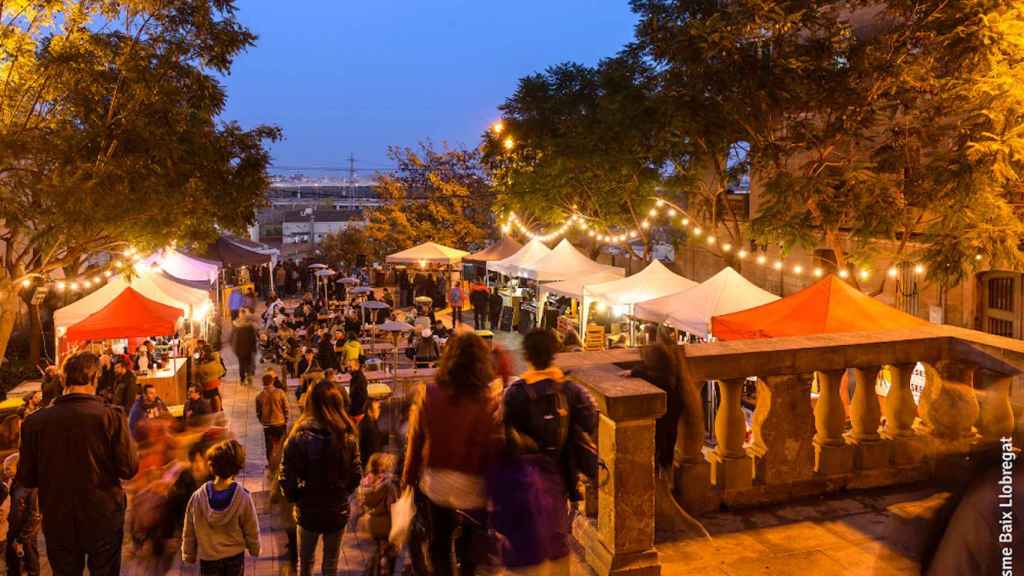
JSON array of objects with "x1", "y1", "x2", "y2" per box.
[
  {"x1": 975, "y1": 254, "x2": 983, "y2": 261},
  {"x1": 859, "y1": 270, "x2": 870, "y2": 280},
  {"x1": 839, "y1": 269, "x2": 850, "y2": 279},
  {"x1": 692, "y1": 227, "x2": 702, "y2": 237},
  {"x1": 418, "y1": 260, "x2": 426, "y2": 269},
  {"x1": 773, "y1": 260, "x2": 783, "y2": 270},
  {"x1": 503, "y1": 136, "x2": 515, "y2": 150},
  {"x1": 56, "y1": 282, "x2": 66, "y2": 291},
  {"x1": 668, "y1": 209, "x2": 676, "y2": 217},
  {"x1": 656, "y1": 199, "x2": 665, "y2": 207},
  {"x1": 641, "y1": 221, "x2": 651, "y2": 230},
  {"x1": 83, "y1": 280, "x2": 92, "y2": 288},
  {"x1": 887, "y1": 267, "x2": 898, "y2": 278},
  {"x1": 706, "y1": 236, "x2": 715, "y2": 245},
  {"x1": 93, "y1": 276, "x2": 100, "y2": 283},
  {"x1": 681, "y1": 218, "x2": 689, "y2": 226},
  {"x1": 20, "y1": 279, "x2": 30, "y2": 288},
  {"x1": 630, "y1": 231, "x2": 638, "y2": 239},
  {"x1": 588, "y1": 230, "x2": 596, "y2": 237},
  {"x1": 70, "y1": 282, "x2": 79, "y2": 291},
  {"x1": 722, "y1": 243, "x2": 732, "y2": 252},
  {"x1": 501, "y1": 224, "x2": 511, "y2": 234},
  {"x1": 914, "y1": 264, "x2": 925, "y2": 275},
  {"x1": 595, "y1": 301, "x2": 607, "y2": 313},
  {"x1": 492, "y1": 121, "x2": 504, "y2": 134},
  {"x1": 793, "y1": 265, "x2": 803, "y2": 274},
  {"x1": 612, "y1": 304, "x2": 629, "y2": 317},
  {"x1": 104, "y1": 270, "x2": 113, "y2": 278},
  {"x1": 737, "y1": 249, "x2": 747, "y2": 259},
  {"x1": 648, "y1": 208, "x2": 657, "y2": 217},
  {"x1": 813, "y1": 268, "x2": 823, "y2": 277},
  {"x1": 580, "y1": 222, "x2": 588, "y2": 230},
  {"x1": 756, "y1": 255, "x2": 766, "y2": 265},
  {"x1": 114, "y1": 261, "x2": 123, "y2": 269}
]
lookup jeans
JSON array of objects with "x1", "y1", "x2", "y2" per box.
[
  {"x1": 199, "y1": 553, "x2": 244, "y2": 576},
  {"x1": 263, "y1": 424, "x2": 287, "y2": 466},
  {"x1": 473, "y1": 308, "x2": 485, "y2": 330},
  {"x1": 6, "y1": 536, "x2": 40, "y2": 576},
  {"x1": 238, "y1": 353, "x2": 255, "y2": 383},
  {"x1": 298, "y1": 527, "x2": 344, "y2": 576},
  {"x1": 44, "y1": 527, "x2": 123, "y2": 576},
  {"x1": 452, "y1": 306, "x2": 463, "y2": 326},
  {"x1": 426, "y1": 499, "x2": 484, "y2": 576}
]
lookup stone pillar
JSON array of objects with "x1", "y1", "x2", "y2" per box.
[
  {"x1": 709, "y1": 378, "x2": 753, "y2": 490},
  {"x1": 976, "y1": 371, "x2": 1015, "y2": 444},
  {"x1": 573, "y1": 375, "x2": 663, "y2": 576},
  {"x1": 882, "y1": 364, "x2": 925, "y2": 466},
  {"x1": 673, "y1": 372, "x2": 718, "y2": 514},
  {"x1": 813, "y1": 370, "x2": 853, "y2": 475},
  {"x1": 846, "y1": 366, "x2": 889, "y2": 470},
  {"x1": 750, "y1": 374, "x2": 815, "y2": 485}
]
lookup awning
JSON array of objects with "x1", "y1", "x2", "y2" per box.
[
  {"x1": 634, "y1": 266, "x2": 779, "y2": 337},
  {"x1": 584, "y1": 260, "x2": 697, "y2": 307},
  {"x1": 463, "y1": 237, "x2": 523, "y2": 264},
  {"x1": 540, "y1": 270, "x2": 626, "y2": 299},
  {"x1": 203, "y1": 235, "x2": 277, "y2": 267},
  {"x1": 710, "y1": 274, "x2": 928, "y2": 341},
  {"x1": 66, "y1": 288, "x2": 183, "y2": 341},
  {"x1": 517, "y1": 239, "x2": 623, "y2": 282},
  {"x1": 487, "y1": 238, "x2": 552, "y2": 276},
  {"x1": 385, "y1": 242, "x2": 469, "y2": 265}
]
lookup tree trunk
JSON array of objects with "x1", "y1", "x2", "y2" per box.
[
  {"x1": 0, "y1": 284, "x2": 19, "y2": 365},
  {"x1": 28, "y1": 302, "x2": 41, "y2": 367}
]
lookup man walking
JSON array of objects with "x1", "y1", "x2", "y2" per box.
[
  {"x1": 449, "y1": 282, "x2": 464, "y2": 327},
  {"x1": 256, "y1": 373, "x2": 289, "y2": 468},
  {"x1": 489, "y1": 287, "x2": 504, "y2": 331},
  {"x1": 17, "y1": 351, "x2": 139, "y2": 575},
  {"x1": 233, "y1": 310, "x2": 258, "y2": 386},
  {"x1": 470, "y1": 283, "x2": 489, "y2": 330}
]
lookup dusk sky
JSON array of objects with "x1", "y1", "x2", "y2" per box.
[{"x1": 220, "y1": 1, "x2": 638, "y2": 175}]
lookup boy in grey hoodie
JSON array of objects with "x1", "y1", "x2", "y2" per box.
[{"x1": 182, "y1": 440, "x2": 261, "y2": 575}]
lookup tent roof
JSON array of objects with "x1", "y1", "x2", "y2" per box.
[
  {"x1": 203, "y1": 235, "x2": 276, "y2": 267},
  {"x1": 541, "y1": 269, "x2": 627, "y2": 299},
  {"x1": 385, "y1": 241, "x2": 469, "y2": 265},
  {"x1": 66, "y1": 288, "x2": 183, "y2": 341},
  {"x1": 584, "y1": 260, "x2": 697, "y2": 306},
  {"x1": 463, "y1": 237, "x2": 523, "y2": 264},
  {"x1": 54, "y1": 272, "x2": 204, "y2": 330},
  {"x1": 518, "y1": 239, "x2": 624, "y2": 282},
  {"x1": 156, "y1": 249, "x2": 220, "y2": 283},
  {"x1": 634, "y1": 267, "x2": 780, "y2": 337},
  {"x1": 487, "y1": 238, "x2": 552, "y2": 275},
  {"x1": 147, "y1": 272, "x2": 211, "y2": 309},
  {"x1": 710, "y1": 274, "x2": 928, "y2": 341}
]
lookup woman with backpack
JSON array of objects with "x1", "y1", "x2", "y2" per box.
[
  {"x1": 401, "y1": 332, "x2": 501, "y2": 576},
  {"x1": 280, "y1": 380, "x2": 362, "y2": 576},
  {"x1": 493, "y1": 328, "x2": 598, "y2": 575}
]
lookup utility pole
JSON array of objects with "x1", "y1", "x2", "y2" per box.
[{"x1": 347, "y1": 153, "x2": 356, "y2": 210}]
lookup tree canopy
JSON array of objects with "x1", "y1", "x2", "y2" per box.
[{"x1": 0, "y1": 0, "x2": 280, "y2": 360}]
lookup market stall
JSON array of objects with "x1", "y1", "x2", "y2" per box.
[
  {"x1": 581, "y1": 260, "x2": 697, "y2": 345},
  {"x1": 144, "y1": 249, "x2": 220, "y2": 285},
  {"x1": 486, "y1": 238, "x2": 551, "y2": 277},
  {"x1": 634, "y1": 266, "x2": 779, "y2": 337},
  {"x1": 485, "y1": 239, "x2": 552, "y2": 331},
  {"x1": 463, "y1": 236, "x2": 522, "y2": 281},
  {"x1": 386, "y1": 241, "x2": 469, "y2": 293},
  {"x1": 517, "y1": 238, "x2": 622, "y2": 282},
  {"x1": 64, "y1": 288, "x2": 189, "y2": 403}
]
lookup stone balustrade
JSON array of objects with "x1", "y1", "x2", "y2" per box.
[{"x1": 558, "y1": 325, "x2": 1024, "y2": 575}]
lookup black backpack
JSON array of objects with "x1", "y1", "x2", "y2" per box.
[{"x1": 523, "y1": 380, "x2": 571, "y2": 459}]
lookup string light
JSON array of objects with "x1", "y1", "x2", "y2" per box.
[
  {"x1": 813, "y1": 268, "x2": 823, "y2": 277},
  {"x1": 668, "y1": 209, "x2": 676, "y2": 217},
  {"x1": 914, "y1": 264, "x2": 925, "y2": 275},
  {"x1": 773, "y1": 260, "x2": 783, "y2": 270},
  {"x1": 722, "y1": 243, "x2": 732, "y2": 252},
  {"x1": 70, "y1": 282, "x2": 79, "y2": 291},
  {"x1": 839, "y1": 269, "x2": 850, "y2": 279},
  {"x1": 859, "y1": 270, "x2": 870, "y2": 280},
  {"x1": 706, "y1": 236, "x2": 715, "y2": 245},
  {"x1": 56, "y1": 282, "x2": 66, "y2": 291},
  {"x1": 756, "y1": 255, "x2": 767, "y2": 265},
  {"x1": 737, "y1": 249, "x2": 747, "y2": 259},
  {"x1": 21, "y1": 279, "x2": 31, "y2": 288},
  {"x1": 692, "y1": 227, "x2": 702, "y2": 237},
  {"x1": 975, "y1": 254, "x2": 983, "y2": 261},
  {"x1": 793, "y1": 265, "x2": 803, "y2": 274}
]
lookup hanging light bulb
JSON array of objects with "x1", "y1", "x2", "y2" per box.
[
  {"x1": 629, "y1": 231, "x2": 638, "y2": 239},
  {"x1": 839, "y1": 269, "x2": 850, "y2": 279},
  {"x1": 681, "y1": 218, "x2": 689, "y2": 226},
  {"x1": 692, "y1": 227, "x2": 702, "y2": 237},
  {"x1": 104, "y1": 270, "x2": 113, "y2": 278},
  {"x1": 93, "y1": 276, "x2": 100, "y2": 283},
  {"x1": 648, "y1": 208, "x2": 657, "y2": 217},
  {"x1": 737, "y1": 249, "x2": 747, "y2": 259},
  {"x1": 722, "y1": 243, "x2": 732, "y2": 252},
  {"x1": 756, "y1": 255, "x2": 766, "y2": 265},
  {"x1": 588, "y1": 230, "x2": 596, "y2": 237},
  {"x1": 706, "y1": 236, "x2": 715, "y2": 245},
  {"x1": 975, "y1": 254, "x2": 983, "y2": 261},
  {"x1": 793, "y1": 265, "x2": 803, "y2": 274},
  {"x1": 20, "y1": 278, "x2": 31, "y2": 288},
  {"x1": 656, "y1": 199, "x2": 665, "y2": 207},
  {"x1": 887, "y1": 267, "x2": 898, "y2": 278},
  {"x1": 641, "y1": 221, "x2": 651, "y2": 230},
  {"x1": 914, "y1": 264, "x2": 925, "y2": 275},
  {"x1": 813, "y1": 267, "x2": 823, "y2": 277},
  {"x1": 668, "y1": 209, "x2": 677, "y2": 217},
  {"x1": 859, "y1": 269, "x2": 870, "y2": 280},
  {"x1": 83, "y1": 280, "x2": 92, "y2": 288},
  {"x1": 773, "y1": 260, "x2": 783, "y2": 270},
  {"x1": 70, "y1": 282, "x2": 80, "y2": 291},
  {"x1": 56, "y1": 281, "x2": 66, "y2": 291}
]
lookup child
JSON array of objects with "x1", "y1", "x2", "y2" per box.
[
  {"x1": 182, "y1": 440, "x2": 261, "y2": 575},
  {"x1": 4, "y1": 454, "x2": 40, "y2": 576},
  {"x1": 357, "y1": 453, "x2": 398, "y2": 576}
]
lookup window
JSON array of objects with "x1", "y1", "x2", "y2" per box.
[
  {"x1": 988, "y1": 277, "x2": 1015, "y2": 312},
  {"x1": 989, "y1": 318, "x2": 1014, "y2": 338}
]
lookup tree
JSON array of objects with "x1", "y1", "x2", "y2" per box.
[
  {"x1": 483, "y1": 56, "x2": 667, "y2": 259},
  {"x1": 364, "y1": 142, "x2": 493, "y2": 259},
  {"x1": 0, "y1": 0, "x2": 280, "y2": 361},
  {"x1": 320, "y1": 228, "x2": 368, "y2": 270}
]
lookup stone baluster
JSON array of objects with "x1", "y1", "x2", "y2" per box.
[
  {"x1": 919, "y1": 361, "x2": 980, "y2": 448},
  {"x1": 709, "y1": 378, "x2": 753, "y2": 490},
  {"x1": 846, "y1": 366, "x2": 889, "y2": 469},
  {"x1": 813, "y1": 370, "x2": 853, "y2": 475},
  {"x1": 976, "y1": 371, "x2": 1015, "y2": 444},
  {"x1": 750, "y1": 374, "x2": 815, "y2": 485},
  {"x1": 674, "y1": 352, "x2": 718, "y2": 514},
  {"x1": 883, "y1": 363, "x2": 925, "y2": 466}
]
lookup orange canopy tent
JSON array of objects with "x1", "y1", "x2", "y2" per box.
[
  {"x1": 66, "y1": 287, "x2": 184, "y2": 342},
  {"x1": 710, "y1": 274, "x2": 926, "y2": 341}
]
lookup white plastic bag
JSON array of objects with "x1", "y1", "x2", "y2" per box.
[{"x1": 389, "y1": 487, "x2": 415, "y2": 547}]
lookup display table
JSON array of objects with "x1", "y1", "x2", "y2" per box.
[{"x1": 139, "y1": 357, "x2": 189, "y2": 405}]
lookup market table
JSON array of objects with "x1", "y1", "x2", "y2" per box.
[
  {"x1": 334, "y1": 367, "x2": 437, "y2": 385},
  {"x1": 138, "y1": 357, "x2": 189, "y2": 405}
]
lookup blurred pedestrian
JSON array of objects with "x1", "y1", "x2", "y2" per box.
[
  {"x1": 256, "y1": 374, "x2": 289, "y2": 468},
  {"x1": 488, "y1": 288, "x2": 503, "y2": 331},
  {"x1": 184, "y1": 385, "x2": 213, "y2": 428},
  {"x1": 17, "y1": 351, "x2": 139, "y2": 575},
  {"x1": 280, "y1": 380, "x2": 362, "y2": 576},
  {"x1": 358, "y1": 452, "x2": 399, "y2": 576},
  {"x1": 402, "y1": 332, "x2": 501, "y2": 576},
  {"x1": 232, "y1": 311, "x2": 258, "y2": 387},
  {"x1": 128, "y1": 384, "x2": 171, "y2": 441},
  {"x1": 182, "y1": 439, "x2": 261, "y2": 575},
  {"x1": 39, "y1": 365, "x2": 63, "y2": 407},
  {"x1": 4, "y1": 454, "x2": 39, "y2": 576}
]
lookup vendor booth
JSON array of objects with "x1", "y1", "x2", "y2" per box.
[
  {"x1": 203, "y1": 234, "x2": 279, "y2": 320},
  {"x1": 463, "y1": 237, "x2": 522, "y2": 281},
  {"x1": 634, "y1": 266, "x2": 779, "y2": 337},
  {"x1": 486, "y1": 238, "x2": 551, "y2": 277},
  {"x1": 517, "y1": 238, "x2": 622, "y2": 282},
  {"x1": 63, "y1": 287, "x2": 190, "y2": 404},
  {"x1": 581, "y1": 260, "x2": 697, "y2": 346},
  {"x1": 386, "y1": 241, "x2": 469, "y2": 266},
  {"x1": 145, "y1": 249, "x2": 220, "y2": 285}
]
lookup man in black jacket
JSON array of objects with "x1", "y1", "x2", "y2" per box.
[
  {"x1": 232, "y1": 312, "x2": 259, "y2": 386},
  {"x1": 489, "y1": 288, "x2": 504, "y2": 331},
  {"x1": 39, "y1": 365, "x2": 62, "y2": 407},
  {"x1": 17, "y1": 350, "x2": 139, "y2": 575},
  {"x1": 111, "y1": 358, "x2": 139, "y2": 410}
]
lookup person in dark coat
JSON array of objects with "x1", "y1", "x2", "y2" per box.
[
  {"x1": 488, "y1": 288, "x2": 504, "y2": 331},
  {"x1": 111, "y1": 358, "x2": 139, "y2": 411},
  {"x1": 470, "y1": 284, "x2": 489, "y2": 330},
  {"x1": 96, "y1": 355, "x2": 116, "y2": 403},
  {"x1": 347, "y1": 367, "x2": 368, "y2": 421},
  {"x1": 4, "y1": 453, "x2": 40, "y2": 576},
  {"x1": 232, "y1": 312, "x2": 259, "y2": 386},
  {"x1": 280, "y1": 380, "x2": 362, "y2": 576},
  {"x1": 183, "y1": 385, "x2": 213, "y2": 428},
  {"x1": 357, "y1": 400, "x2": 386, "y2": 468},
  {"x1": 16, "y1": 351, "x2": 139, "y2": 576},
  {"x1": 39, "y1": 366, "x2": 62, "y2": 407},
  {"x1": 317, "y1": 330, "x2": 339, "y2": 373}
]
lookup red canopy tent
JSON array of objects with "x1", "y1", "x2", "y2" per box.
[
  {"x1": 711, "y1": 274, "x2": 926, "y2": 341},
  {"x1": 66, "y1": 287, "x2": 184, "y2": 342}
]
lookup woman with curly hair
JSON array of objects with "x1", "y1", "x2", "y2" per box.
[{"x1": 401, "y1": 332, "x2": 502, "y2": 576}]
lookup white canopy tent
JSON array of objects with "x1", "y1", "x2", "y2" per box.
[
  {"x1": 55, "y1": 272, "x2": 213, "y2": 333},
  {"x1": 486, "y1": 238, "x2": 551, "y2": 276},
  {"x1": 581, "y1": 260, "x2": 697, "y2": 339},
  {"x1": 633, "y1": 266, "x2": 780, "y2": 337},
  {"x1": 142, "y1": 249, "x2": 220, "y2": 284},
  {"x1": 385, "y1": 242, "x2": 469, "y2": 265},
  {"x1": 517, "y1": 239, "x2": 623, "y2": 282},
  {"x1": 540, "y1": 269, "x2": 626, "y2": 300}
]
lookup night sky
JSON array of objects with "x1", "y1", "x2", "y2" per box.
[{"x1": 219, "y1": 1, "x2": 638, "y2": 175}]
